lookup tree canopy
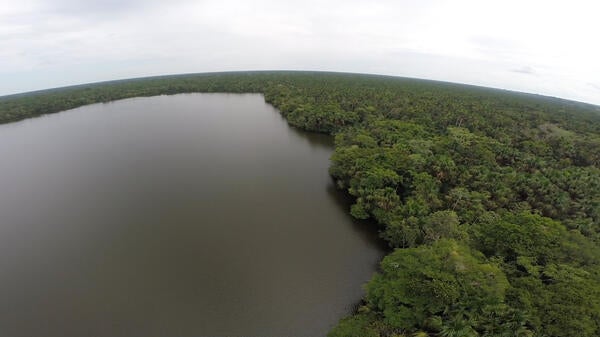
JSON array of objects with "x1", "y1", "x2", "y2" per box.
[{"x1": 2, "y1": 71, "x2": 599, "y2": 336}]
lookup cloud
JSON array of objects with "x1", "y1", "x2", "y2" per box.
[
  {"x1": 31, "y1": 0, "x2": 194, "y2": 18},
  {"x1": 0, "y1": 0, "x2": 599, "y2": 105},
  {"x1": 511, "y1": 66, "x2": 537, "y2": 75}
]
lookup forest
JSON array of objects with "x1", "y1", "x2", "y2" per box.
[{"x1": 1, "y1": 71, "x2": 600, "y2": 336}]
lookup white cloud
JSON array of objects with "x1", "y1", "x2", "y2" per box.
[{"x1": 0, "y1": 0, "x2": 598, "y2": 105}]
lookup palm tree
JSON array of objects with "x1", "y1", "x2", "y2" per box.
[{"x1": 439, "y1": 317, "x2": 478, "y2": 337}]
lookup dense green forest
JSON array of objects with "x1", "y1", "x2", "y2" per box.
[{"x1": 1, "y1": 71, "x2": 600, "y2": 336}]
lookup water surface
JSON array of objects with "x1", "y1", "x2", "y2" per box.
[{"x1": 0, "y1": 93, "x2": 383, "y2": 337}]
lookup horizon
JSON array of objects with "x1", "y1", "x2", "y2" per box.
[{"x1": 2, "y1": 70, "x2": 599, "y2": 108}]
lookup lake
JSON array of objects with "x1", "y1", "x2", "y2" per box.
[{"x1": 0, "y1": 93, "x2": 383, "y2": 337}]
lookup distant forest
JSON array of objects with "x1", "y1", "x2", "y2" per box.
[{"x1": 1, "y1": 71, "x2": 600, "y2": 337}]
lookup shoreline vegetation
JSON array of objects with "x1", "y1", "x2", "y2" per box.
[{"x1": 2, "y1": 71, "x2": 599, "y2": 336}]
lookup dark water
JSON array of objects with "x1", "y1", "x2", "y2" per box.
[{"x1": 0, "y1": 93, "x2": 383, "y2": 337}]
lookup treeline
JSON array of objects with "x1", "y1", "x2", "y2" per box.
[
  {"x1": 2, "y1": 71, "x2": 600, "y2": 336},
  {"x1": 0, "y1": 72, "x2": 267, "y2": 124}
]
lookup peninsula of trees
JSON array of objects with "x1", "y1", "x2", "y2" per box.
[{"x1": 1, "y1": 71, "x2": 599, "y2": 336}]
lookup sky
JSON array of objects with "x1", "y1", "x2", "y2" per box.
[{"x1": 1, "y1": 0, "x2": 599, "y2": 105}]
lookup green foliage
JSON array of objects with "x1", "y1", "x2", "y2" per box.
[
  {"x1": 2, "y1": 71, "x2": 600, "y2": 336},
  {"x1": 365, "y1": 240, "x2": 514, "y2": 335},
  {"x1": 471, "y1": 212, "x2": 600, "y2": 336},
  {"x1": 327, "y1": 314, "x2": 382, "y2": 337}
]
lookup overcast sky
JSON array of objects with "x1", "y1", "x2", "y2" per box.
[{"x1": 1, "y1": 0, "x2": 599, "y2": 104}]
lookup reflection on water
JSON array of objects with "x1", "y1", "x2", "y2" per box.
[{"x1": 0, "y1": 93, "x2": 384, "y2": 337}]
